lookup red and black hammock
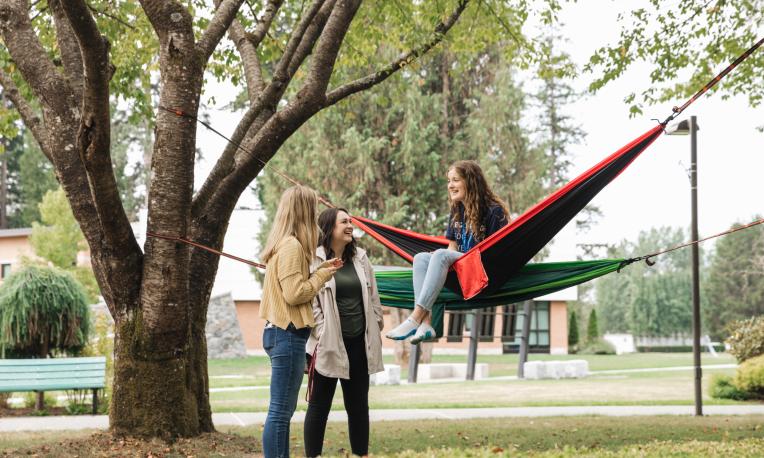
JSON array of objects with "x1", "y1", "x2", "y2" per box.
[{"x1": 352, "y1": 125, "x2": 663, "y2": 299}]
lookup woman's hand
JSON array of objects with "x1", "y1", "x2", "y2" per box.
[{"x1": 319, "y1": 257, "x2": 343, "y2": 273}]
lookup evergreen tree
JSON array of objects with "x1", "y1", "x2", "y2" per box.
[
  {"x1": 568, "y1": 310, "x2": 579, "y2": 347},
  {"x1": 704, "y1": 217, "x2": 764, "y2": 338},
  {"x1": 587, "y1": 309, "x2": 599, "y2": 342}
]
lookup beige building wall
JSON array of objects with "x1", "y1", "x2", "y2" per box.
[
  {"x1": 234, "y1": 300, "x2": 264, "y2": 350},
  {"x1": 0, "y1": 233, "x2": 35, "y2": 283},
  {"x1": 549, "y1": 300, "x2": 569, "y2": 355}
]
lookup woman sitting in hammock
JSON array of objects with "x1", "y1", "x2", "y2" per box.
[{"x1": 386, "y1": 160, "x2": 509, "y2": 344}]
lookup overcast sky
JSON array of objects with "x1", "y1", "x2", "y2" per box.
[{"x1": 195, "y1": 1, "x2": 763, "y2": 262}]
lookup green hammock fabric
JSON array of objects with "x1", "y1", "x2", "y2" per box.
[{"x1": 375, "y1": 258, "x2": 626, "y2": 337}]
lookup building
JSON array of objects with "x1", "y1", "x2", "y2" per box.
[{"x1": 0, "y1": 228, "x2": 34, "y2": 282}]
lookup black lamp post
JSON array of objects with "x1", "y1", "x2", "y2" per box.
[{"x1": 666, "y1": 115, "x2": 702, "y2": 416}]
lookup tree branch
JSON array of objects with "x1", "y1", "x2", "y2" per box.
[
  {"x1": 301, "y1": 0, "x2": 361, "y2": 96},
  {"x1": 191, "y1": 0, "x2": 328, "y2": 215},
  {"x1": 326, "y1": 0, "x2": 470, "y2": 107},
  {"x1": 0, "y1": 69, "x2": 51, "y2": 160},
  {"x1": 246, "y1": 0, "x2": 283, "y2": 49},
  {"x1": 49, "y1": 0, "x2": 84, "y2": 98},
  {"x1": 196, "y1": 0, "x2": 245, "y2": 61},
  {"x1": 0, "y1": 0, "x2": 75, "y2": 118},
  {"x1": 229, "y1": 17, "x2": 265, "y2": 101},
  {"x1": 60, "y1": 0, "x2": 137, "y2": 249}
]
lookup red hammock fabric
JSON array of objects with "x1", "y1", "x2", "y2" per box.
[{"x1": 353, "y1": 124, "x2": 664, "y2": 299}]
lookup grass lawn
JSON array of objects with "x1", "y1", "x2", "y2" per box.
[
  {"x1": 206, "y1": 352, "x2": 737, "y2": 389},
  {"x1": 2, "y1": 415, "x2": 763, "y2": 457},
  {"x1": 210, "y1": 366, "x2": 744, "y2": 413}
]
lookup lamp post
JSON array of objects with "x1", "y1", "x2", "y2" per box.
[{"x1": 666, "y1": 115, "x2": 702, "y2": 416}]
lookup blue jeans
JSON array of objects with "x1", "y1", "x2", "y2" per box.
[
  {"x1": 413, "y1": 249, "x2": 463, "y2": 311},
  {"x1": 262, "y1": 325, "x2": 310, "y2": 458}
]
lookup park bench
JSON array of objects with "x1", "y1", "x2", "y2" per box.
[{"x1": 0, "y1": 356, "x2": 106, "y2": 414}]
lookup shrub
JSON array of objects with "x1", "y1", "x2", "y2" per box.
[
  {"x1": 0, "y1": 392, "x2": 10, "y2": 408},
  {"x1": 709, "y1": 373, "x2": 751, "y2": 400},
  {"x1": 23, "y1": 391, "x2": 56, "y2": 410},
  {"x1": 579, "y1": 338, "x2": 616, "y2": 355},
  {"x1": 725, "y1": 316, "x2": 764, "y2": 363},
  {"x1": 733, "y1": 354, "x2": 764, "y2": 399}
]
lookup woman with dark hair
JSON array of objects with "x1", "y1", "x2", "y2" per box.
[
  {"x1": 386, "y1": 160, "x2": 509, "y2": 344},
  {"x1": 304, "y1": 208, "x2": 385, "y2": 458}
]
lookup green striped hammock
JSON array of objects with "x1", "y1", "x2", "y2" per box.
[{"x1": 375, "y1": 259, "x2": 626, "y2": 337}]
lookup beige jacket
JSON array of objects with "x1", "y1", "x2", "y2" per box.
[
  {"x1": 306, "y1": 246, "x2": 385, "y2": 379},
  {"x1": 259, "y1": 236, "x2": 334, "y2": 330}
]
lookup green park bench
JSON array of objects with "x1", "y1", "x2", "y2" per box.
[{"x1": 0, "y1": 357, "x2": 106, "y2": 414}]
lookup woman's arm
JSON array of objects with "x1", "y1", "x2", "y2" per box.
[{"x1": 278, "y1": 239, "x2": 333, "y2": 306}]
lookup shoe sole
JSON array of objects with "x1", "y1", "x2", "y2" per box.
[
  {"x1": 410, "y1": 330, "x2": 434, "y2": 345},
  {"x1": 385, "y1": 328, "x2": 417, "y2": 341}
]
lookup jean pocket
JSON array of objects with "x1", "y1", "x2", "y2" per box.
[{"x1": 263, "y1": 327, "x2": 276, "y2": 353}]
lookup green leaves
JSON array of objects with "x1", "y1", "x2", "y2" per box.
[
  {"x1": 0, "y1": 265, "x2": 90, "y2": 357},
  {"x1": 586, "y1": 1, "x2": 764, "y2": 114}
]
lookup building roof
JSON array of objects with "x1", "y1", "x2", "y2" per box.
[{"x1": 0, "y1": 228, "x2": 33, "y2": 238}]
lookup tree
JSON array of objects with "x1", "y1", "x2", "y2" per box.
[
  {"x1": 704, "y1": 217, "x2": 764, "y2": 338},
  {"x1": 586, "y1": 309, "x2": 599, "y2": 341},
  {"x1": 29, "y1": 188, "x2": 100, "y2": 303},
  {"x1": 594, "y1": 226, "x2": 698, "y2": 337},
  {"x1": 0, "y1": 265, "x2": 90, "y2": 357},
  {"x1": 4, "y1": 130, "x2": 59, "y2": 228},
  {"x1": 568, "y1": 310, "x2": 579, "y2": 348},
  {"x1": 586, "y1": 3, "x2": 764, "y2": 116},
  {"x1": 0, "y1": 0, "x2": 561, "y2": 438}
]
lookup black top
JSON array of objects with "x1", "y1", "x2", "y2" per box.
[
  {"x1": 333, "y1": 261, "x2": 365, "y2": 338},
  {"x1": 445, "y1": 203, "x2": 508, "y2": 253}
]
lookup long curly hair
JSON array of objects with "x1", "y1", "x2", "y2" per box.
[{"x1": 448, "y1": 160, "x2": 509, "y2": 239}]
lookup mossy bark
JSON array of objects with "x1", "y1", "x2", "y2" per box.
[{"x1": 110, "y1": 313, "x2": 212, "y2": 438}]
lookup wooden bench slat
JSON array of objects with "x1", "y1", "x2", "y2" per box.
[
  {"x1": 0, "y1": 370, "x2": 105, "y2": 381},
  {"x1": 0, "y1": 380, "x2": 105, "y2": 392},
  {"x1": 0, "y1": 357, "x2": 106, "y2": 367},
  {"x1": 0, "y1": 363, "x2": 106, "y2": 374}
]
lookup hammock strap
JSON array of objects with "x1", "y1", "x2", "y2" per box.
[
  {"x1": 626, "y1": 216, "x2": 764, "y2": 267},
  {"x1": 146, "y1": 231, "x2": 266, "y2": 269},
  {"x1": 663, "y1": 37, "x2": 764, "y2": 125}
]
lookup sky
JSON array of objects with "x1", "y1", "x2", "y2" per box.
[{"x1": 194, "y1": 1, "x2": 764, "y2": 263}]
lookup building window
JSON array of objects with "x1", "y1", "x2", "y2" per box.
[
  {"x1": 1, "y1": 263, "x2": 10, "y2": 279},
  {"x1": 447, "y1": 309, "x2": 496, "y2": 342},
  {"x1": 503, "y1": 301, "x2": 551, "y2": 353},
  {"x1": 446, "y1": 311, "x2": 466, "y2": 342}
]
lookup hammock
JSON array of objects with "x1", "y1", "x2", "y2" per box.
[
  {"x1": 374, "y1": 258, "x2": 626, "y2": 336},
  {"x1": 355, "y1": 125, "x2": 663, "y2": 300}
]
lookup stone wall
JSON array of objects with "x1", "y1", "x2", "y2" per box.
[{"x1": 206, "y1": 293, "x2": 247, "y2": 359}]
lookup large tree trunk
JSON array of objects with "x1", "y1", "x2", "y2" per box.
[{"x1": 110, "y1": 308, "x2": 210, "y2": 437}]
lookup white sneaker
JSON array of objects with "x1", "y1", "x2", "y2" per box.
[
  {"x1": 410, "y1": 324, "x2": 436, "y2": 345},
  {"x1": 385, "y1": 317, "x2": 420, "y2": 340}
]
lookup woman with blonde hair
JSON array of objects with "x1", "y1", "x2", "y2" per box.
[
  {"x1": 386, "y1": 160, "x2": 508, "y2": 344},
  {"x1": 260, "y1": 185, "x2": 342, "y2": 458}
]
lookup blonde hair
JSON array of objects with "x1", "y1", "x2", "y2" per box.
[{"x1": 260, "y1": 185, "x2": 319, "y2": 264}]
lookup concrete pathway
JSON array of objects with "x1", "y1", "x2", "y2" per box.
[{"x1": 2, "y1": 405, "x2": 764, "y2": 432}]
